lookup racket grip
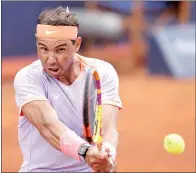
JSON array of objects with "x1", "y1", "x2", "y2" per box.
[{"x1": 97, "y1": 144, "x2": 115, "y2": 172}]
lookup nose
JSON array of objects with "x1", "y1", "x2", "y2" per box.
[{"x1": 47, "y1": 52, "x2": 56, "y2": 64}]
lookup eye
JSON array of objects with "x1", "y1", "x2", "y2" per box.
[
  {"x1": 57, "y1": 48, "x2": 66, "y2": 53},
  {"x1": 40, "y1": 47, "x2": 48, "y2": 53}
]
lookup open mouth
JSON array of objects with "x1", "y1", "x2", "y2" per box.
[
  {"x1": 48, "y1": 68, "x2": 59, "y2": 73},
  {"x1": 49, "y1": 68, "x2": 59, "y2": 72},
  {"x1": 51, "y1": 69, "x2": 58, "y2": 72}
]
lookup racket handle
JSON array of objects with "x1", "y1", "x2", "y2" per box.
[{"x1": 97, "y1": 143, "x2": 115, "y2": 172}]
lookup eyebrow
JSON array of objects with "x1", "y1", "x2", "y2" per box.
[
  {"x1": 38, "y1": 42, "x2": 67, "y2": 48},
  {"x1": 38, "y1": 42, "x2": 47, "y2": 47},
  {"x1": 55, "y1": 44, "x2": 67, "y2": 48}
]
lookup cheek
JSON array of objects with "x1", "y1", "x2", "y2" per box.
[
  {"x1": 41, "y1": 56, "x2": 48, "y2": 64},
  {"x1": 57, "y1": 55, "x2": 73, "y2": 70},
  {"x1": 40, "y1": 58, "x2": 48, "y2": 69},
  {"x1": 57, "y1": 55, "x2": 70, "y2": 66},
  {"x1": 38, "y1": 51, "x2": 48, "y2": 64},
  {"x1": 57, "y1": 55, "x2": 67, "y2": 63},
  {"x1": 68, "y1": 44, "x2": 75, "y2": 54}
]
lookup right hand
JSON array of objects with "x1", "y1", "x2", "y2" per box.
[{"x1": 85, "y1": 145, "x2": 112, "y2": 172}]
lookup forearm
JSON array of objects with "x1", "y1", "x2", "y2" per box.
[
  {"x1": 40, "y1": 120, "x2": 87, "y2": 161},
  {"x1": 103, "y1": 129, "x2": 119, "y2": 148},
  {"x1": 39, "y1": 117, "x2": 69, "y2": 151},
  {"x1": 22, "y1": 101, "x2": 87, "y2": 160},
  {"x1": 102, "y1": 105, "x2": 119, "y2": 148},
  {"x1": 24, "y1": 102, "x2": 67, "y2": 150}
]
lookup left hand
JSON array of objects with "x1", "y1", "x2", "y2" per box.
[
  {"x1": 85, "y1": 145, "x2": 111, "y2": 172},
  {"x1": 102, "y1": 142, "x2": 117, "y2": 172}
]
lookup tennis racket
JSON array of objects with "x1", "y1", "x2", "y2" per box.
[{"x1": 83, "y1": 67, "x2": 114, "y2": 171}]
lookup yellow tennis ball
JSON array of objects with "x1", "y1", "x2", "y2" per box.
[{"x1": 164, "y1": 134, "x2": 185, "y2": 155}]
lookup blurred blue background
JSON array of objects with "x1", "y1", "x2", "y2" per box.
[
  {"x1": 2, "y1": 1, "x2": 85, "y2": 56},
  {"x1": 2, "y1": 1, "x2": 196, "y2": 78}
]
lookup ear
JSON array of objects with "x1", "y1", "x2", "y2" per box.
[
  {"x1": 36, "y1": 37, "x2": 39, "y2": 47},
  {"x1": 75, "y1": 37, "x2": 82, "y2": 52}
]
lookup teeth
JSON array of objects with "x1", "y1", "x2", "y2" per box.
[{"x1": 50, "y1": 68, "x2": 58, "y2": 72}]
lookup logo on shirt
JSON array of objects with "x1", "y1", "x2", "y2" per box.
[{"x1": 53, "y1": 94, "x2": 61, "y2": 100}]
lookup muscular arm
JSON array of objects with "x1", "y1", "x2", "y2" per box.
[
  {"x1": 22, "y1": 100, "x2": 78, "y2": 151},
  {"x1": 102, "y1": 105, "x2": 119, "y2": 148}
]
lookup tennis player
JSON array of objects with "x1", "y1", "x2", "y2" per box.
[{"x1": 14, "y1": 6, "x2": 122, "y2": 172}]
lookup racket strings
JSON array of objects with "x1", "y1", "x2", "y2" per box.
[
  {"x1": 83, "y1": 69, "x2": 115, "y2": 172},
  {"x1": 83, "y1": 69, "x2": 103, "y2": 145}
]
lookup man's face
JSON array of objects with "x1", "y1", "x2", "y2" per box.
[{"x1": 37, "y1": 37, "x2": 82, "y2": 78}]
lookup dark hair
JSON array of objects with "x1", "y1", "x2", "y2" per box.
[
  {"x1": 38, "y1": 6, "x2": 79, "y2": 27},
  {"x1": 37, "y1": 6, "x2": 79, "y2": 44}
]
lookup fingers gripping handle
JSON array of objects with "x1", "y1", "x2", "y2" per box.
[{"x1": 97, "y1": 144, "x2": 115, "y2": 172}]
